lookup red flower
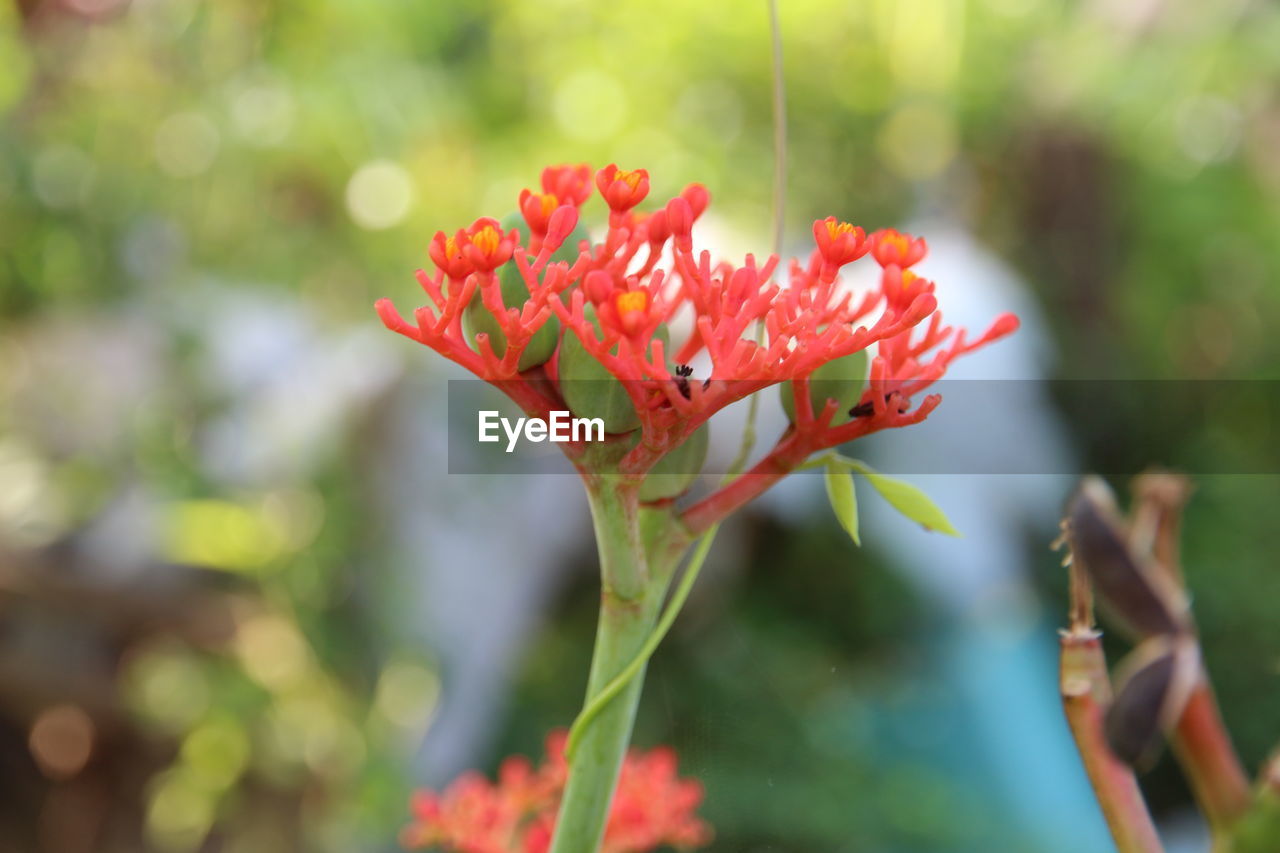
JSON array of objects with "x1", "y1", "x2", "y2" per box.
[
  {"x1": 428, "y1": 232, "x2": 472, "y2": 281},
  {"x1": 813, "y1": 217, "x2": 869, "y2": 282},
  {"x1": 869, "y1": 227, "x2": 927, "y2": 268},
  {"x1": 519, "y1": 189, "x2": 560, "y2": 236},
  {"x1": 376, "y1": 163, "x2": 1018, "y2": 531},
  {"x1": 542, "y1": 164, "x2": 594, "y2": 207},
  {"x1": 462, "y1": 217, "x2": 517, "y2": 272},
  {"x1": 402, "y1": 731, "x2": 711, "y2": 853},
  {"x1": 596, "y1": 164, "x2": 650, "y2": 214}
]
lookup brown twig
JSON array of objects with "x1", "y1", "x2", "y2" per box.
[
  {"x1": 1059, "y1": 627, "x2": 1164, "y2": 853},
  {"x1": 1058, "y1": 545, "x2": 1164, "y2": 853}
]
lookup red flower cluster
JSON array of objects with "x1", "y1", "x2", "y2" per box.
[
  {"x1": 403, "y1": 731, "x2": 711, "y2": 853},
  {"x1": 376, "y1": 164, "x2": 1017, "y2": 529}
]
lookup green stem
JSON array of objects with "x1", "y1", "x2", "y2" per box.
[
  {"x1": 548, "y1": 486, "x2": 669, "y2": 853},
  {"x1": 566, "y1": 524, "x2": 718, "y2": 758}
]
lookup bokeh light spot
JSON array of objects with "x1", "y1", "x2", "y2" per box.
[
  {"x1": 146, "y1": 769, "x2": 215, "y2": 853},
  {"x1": 122, "y1": 645, "x2": 211, "y2": 732},
  {"x1": 235, "y1": 613, "x2": 310, "y2": 691},
  {"x1": 154, "y1": 112, "x2": 220, "y2": 178},
  {"x1": 1176, "y1": 96, "x2": 1241, "y2": 166},
  {"x1": 553, "y1": 70, "x2": 627, "y2": 141},
  {"x1": 28, "y1": 704, "x2": 95, "y2": 780},
  {"x1": 231, "y1": 81, "x2": 295, "y2": 147},
  {"x1": 374, "y1": 661, "x2": 440, "y2": 731},
  {"x1": 345, "y1": 160, "x2": 414, "y2": 230},
  {"x1": 162, "y1": 499, "x2": 284, "y2": 572},
  {"x1": 876, "y1": 103, "x2": 957, "y2": 179},
  {"x1": 180, "y1": 715, "x2": 250, "y2": 792},
  {"x1": 32, "y1": 145, "x2": 94, "y2": 210}
]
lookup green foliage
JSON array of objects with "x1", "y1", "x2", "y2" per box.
[{"x1": 823, "y1": 460, "x2": 860, "y2": 546}]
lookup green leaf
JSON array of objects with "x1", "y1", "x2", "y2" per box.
[
  {"x1": 824, "y1": 461, "x2": 860, "y2": 546},
  {"x1": 850, "y1": 462, "x2": 960, "y2": 537}
]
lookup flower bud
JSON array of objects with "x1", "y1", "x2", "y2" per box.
[
  {"x1": 544, "y1": 204, "x2": 581, "y2": 255},
  {"x1": 645, "y1": 209, "x2": 671, "y2": 246},
  {"x1": 680, "y1": 183, "x2": 710, "y2": 219},
  {"x1": 665, "y1": 196, "x2": 694, "y2": 252},
  {"x1": 584, "y1": 270, "x2": 615, "y2": 306}
]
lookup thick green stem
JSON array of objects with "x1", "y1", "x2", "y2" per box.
[
  {"x1": 548, "y1": 487, "x2": 672, "y2": 853},
  {"x1": 587, "y1": 479, "x2": 648, "y2": 601}
]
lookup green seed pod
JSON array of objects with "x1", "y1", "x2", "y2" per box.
[
  {"x1": 638, "y1": 424, "x2": 709, "y2": 502},
  {"x1": 780, "y1": 348, "x2": 869, "y2": 426},
  {"x1": 558, "y1": 307, "x2": 669, "y2": 435},
  {"x1": 461, "y1": 213, "x2": 587, "y2": 372}
]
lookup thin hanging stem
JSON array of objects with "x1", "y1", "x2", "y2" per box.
[
  {"x1": 768, "y1": 0, "x2": 787, "y2": 259},
  {"x1": 725, "y1": 0, "x2": 788, "y2": 479}
]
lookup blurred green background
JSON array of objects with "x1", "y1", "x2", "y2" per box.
[{"x1": 2, "y1": 1, "x2": 1279, "y2": 851}]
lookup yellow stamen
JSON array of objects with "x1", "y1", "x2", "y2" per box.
[
  {"x1": 538, "y1": 193, "x2": 558, "y2": 217},
  {"x1": 825, "y1": 219, "x2": 858, "y2": 241},
  {"x1": 614, "y1": 169, "x2": 643, "y2": 190},
  {"x1": 882, "y1": 231, "x2": 909, "y2": 255},
  {"x1": 471, "y1": 226, "x2": 501, "y2": 256},
  {"x1": 615, "y1": 290, "x2": 648, "y2": 314}
]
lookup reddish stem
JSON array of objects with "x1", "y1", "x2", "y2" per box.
[
  {"x1": 1060, "y1": 631, "x2": 1165, "y2": 853},
  {"x1": 1171, "y1": 680, "x2": 1252, "y2": 837}
]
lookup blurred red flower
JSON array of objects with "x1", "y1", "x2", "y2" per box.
[{"x1": 402, "y1": 731, "x2": 711, "y2": 853}]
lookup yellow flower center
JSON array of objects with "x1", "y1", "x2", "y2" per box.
[
  {"x1": 901, "y1": 269, "x2": 918, "y2": 288},
  {"x1": 614, "y1": 169, "x2": 643, "y2": 190},
  {"x1": 538, "y1": 193, "x2": 558, "y2": 217},
  {"x1": 826, "y1": 220, "x2": 858, "y2": 241},
  {"x1": 471, "y1": 226, "x2": 501, "y2": 255},
  {"x1": 615, "y1": 290, "x2": 648, "y2": 314},
  {"x1": 882, "y1": 231, "x2": 909, "y2": 256},
  {"x1": 444, "y1": 236, "x2": 460, "y2": 258}
]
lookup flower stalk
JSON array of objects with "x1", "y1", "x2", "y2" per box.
[{"x1": 549, "y1": 485, "x2": 676, "y2": 853}]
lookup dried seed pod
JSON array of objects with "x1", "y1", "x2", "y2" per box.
[
  {"x1": 638, "y1": 425, "x2": 709, "y2": 502},
  {"x1": 779, "y1": 349, "x2": 869, "y2": 426},
  {"x1": 1066, "y1": 477, "x2": 1188, "y2": 639},
  {"x1": 1105, "y1": 635, "x2": 1200, "y2": 765}
]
